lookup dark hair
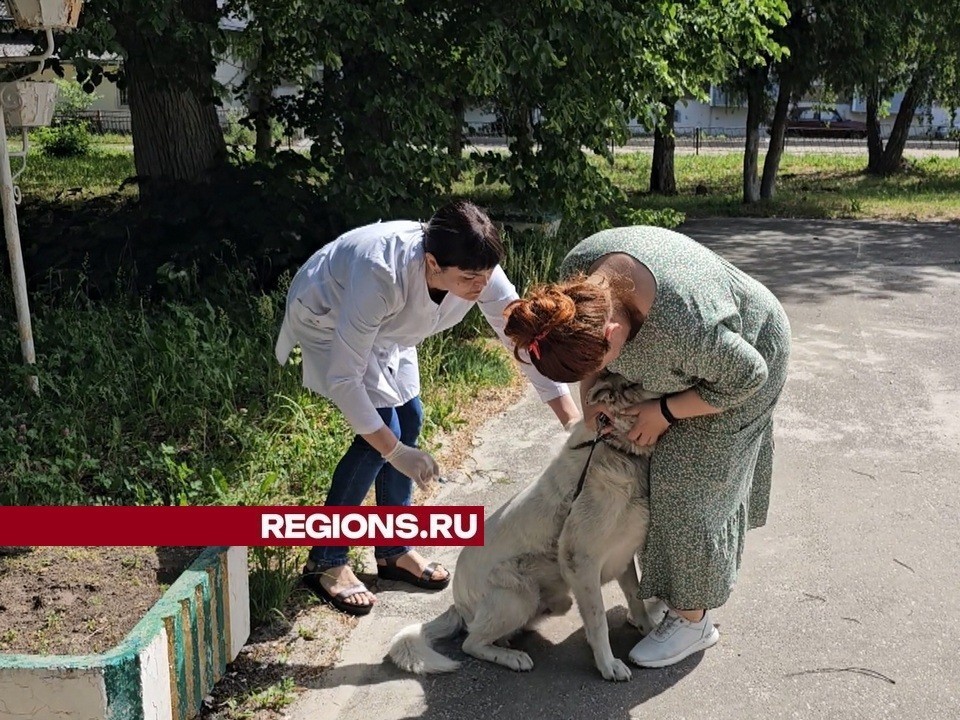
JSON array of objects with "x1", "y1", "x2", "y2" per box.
[
  {"x1": 423, "y1": 200, "x2": 504, "y2": 270},
  {"x1": 503, "y1": 275, "x2": 611, "y2": 383}
]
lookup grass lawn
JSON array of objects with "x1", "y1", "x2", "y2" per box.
[
  {"x1": 14, "y1": 145, "x2": 960, "y2": 220},
  {"x1": 15, "y1": 150, "x2": 136, "y2": 200},
  {"x1": 605, "y1": 153, "x2": 960, "y2": 221}
]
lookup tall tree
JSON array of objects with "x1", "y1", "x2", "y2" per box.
[
  {"x1": 821, "y1": 0, "x2": 960, "y2": 175},
  {"x1": 650, "y1": 97, "x2": 678, "y2": 195},
  {"x1": 222, "y1": 0, "x2": 323, "y2": 161},
  {"x1": 761, "y1": 0, "x2": 823, "y2": 200},
  {"x1": 466, "y1": 0, "x2": 787, "y2": 226},
  {"x1": 643, "y1": 0, "x2": 788, "y2": 196},
  {"x1": 58, "y1": 0, "x2": 227, "y2": 193},
  {"x1": 740, "y1": 65, "x2": 773, "y2": 203}
]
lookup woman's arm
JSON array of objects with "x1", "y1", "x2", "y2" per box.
[
  {"x1": 620, "y1": 389, "x2": 722, "y2": 446},
  {"x1": 479, "y1": 266, "x2": 579, "y2": 428},
  {"x1": 547, "y1": 393, "x2": 581, "y2": 429}
]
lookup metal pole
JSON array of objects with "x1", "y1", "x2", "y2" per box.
[{"x1": 0, "y1": 105, "x2": 39, "y2": 395}]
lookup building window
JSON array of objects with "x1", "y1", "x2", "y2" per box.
[
  {"x1": 709, "y1": 85, "x2": 743, "y2": 108},
  {"x1": 118, "y1": 85, "x2": 128, "y2": 107}
]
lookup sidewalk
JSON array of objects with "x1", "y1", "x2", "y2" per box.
[{"x1": 288, "y1": 218, "x2": 960, "y2": 720}]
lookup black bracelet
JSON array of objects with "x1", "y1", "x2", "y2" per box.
[{"x1": 659, "y1": 395, "x2": 679, "y2": 425}]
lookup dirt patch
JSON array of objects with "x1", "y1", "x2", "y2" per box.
[
  {"x1": 0, "y1": 546, "x2": 202, "y2": 656},
  {"x1": 0, "y1": 363, "x2": 528, "y2": 712}
]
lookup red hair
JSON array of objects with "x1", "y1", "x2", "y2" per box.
[{"x1": 503, "y1": 274, "x2": 611, "y2": 383}]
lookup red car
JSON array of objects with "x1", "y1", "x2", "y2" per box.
[{"x1": 780, "y1": 107, "x2": 868, "y2": 139}]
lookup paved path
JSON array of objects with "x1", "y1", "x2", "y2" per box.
[{"x1": 288, "y1": 219, "x2": 960, "y2": 720}]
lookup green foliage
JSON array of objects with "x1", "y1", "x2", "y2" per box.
[
  {"x1": 271, "y1": 2, "x2": 464, "y2": 227},
  {"x1": 247, "y1": 546, "x2": 306, "y2": 627},
  {"x1": 223, "y1": 109, "x2": 257, "y2": 147},
  {"x1": 52, "y1": 78, "x2": 101, "y2": 115},
  {"x1": 0, "y1": 277, "x2": 287, "y2": 505},
  {"x1": 18, "y1": 154, "x2": 335, "y2": 298},
  {"x1": 34, "y1": 122, "x2": 94, "y2": 158},
  {"x1": 465, "y1": 0, "x2": 788, "y2": 230},
  {"x1": 622, "y1": 207, "x2": 686, "y2": 229}
]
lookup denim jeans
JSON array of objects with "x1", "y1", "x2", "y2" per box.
[{"x1": 308, "y1": 396, "x2": 423, "y2": 569}]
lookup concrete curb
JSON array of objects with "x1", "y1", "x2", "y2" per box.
[{"x1": 0, "y1": 545, "x2": 250, "y2": 720}]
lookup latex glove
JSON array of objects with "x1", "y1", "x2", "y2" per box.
[{"x1": 382, "y1": 443, "x2": 440, "y2": 488}]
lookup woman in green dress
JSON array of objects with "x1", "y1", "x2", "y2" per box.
[{"x1": 504, "y1": 225, "x2": 791, "y2": 668}]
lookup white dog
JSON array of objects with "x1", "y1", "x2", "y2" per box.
[{"x1": 389, "y1": 373, "x2": 663, "y2": 681}]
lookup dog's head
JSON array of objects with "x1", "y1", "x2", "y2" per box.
[{"x1": 569, "y1": 371, "x2": 661, "y2": 456}]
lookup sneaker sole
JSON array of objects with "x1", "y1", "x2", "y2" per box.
[{"x1": 629, "y1": 626, "x2": 720, "y2": 668}]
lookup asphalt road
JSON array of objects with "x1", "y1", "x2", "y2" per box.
[{"x1": 288, "y1": 218, "x2": 960, "y2": 720}]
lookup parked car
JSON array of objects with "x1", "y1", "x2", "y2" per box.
[
  {"x1": 933, "y1": 125, "x2": 960, "y2": 140},
  {"x1": 776, "y1": 107, "x2": 868, "y2": 139}
]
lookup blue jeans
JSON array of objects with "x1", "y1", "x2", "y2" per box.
[{"x1": 308, "y1": 396, "x2": 423, "y2": 569}]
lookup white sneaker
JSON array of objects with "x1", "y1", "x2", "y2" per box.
[
  {"x1": 628, "y1": 597, "x2": 670, "y2": 635},
  {"x1": 628, "y1": 609, "x2": 720, "y2": 668}
]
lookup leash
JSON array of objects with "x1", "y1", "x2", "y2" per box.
[{"x1": 568, "y1": 414, "x2": 610, "y2": 503}]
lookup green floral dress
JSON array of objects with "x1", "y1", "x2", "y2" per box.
[{"x1": 560, "y1": 226, "x2": 791, "y2": 609}]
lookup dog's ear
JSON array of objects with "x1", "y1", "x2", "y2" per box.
[
  {"x1": 622, "y1": 383, "x2": 658, "y2": 406},
  {"x1": 586, "y1": 370, "x2": 619, "y2": 406}
]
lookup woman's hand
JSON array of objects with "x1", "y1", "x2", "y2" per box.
[{"x1": 621, "y1": 399, "x2": 671, "y2": 446}]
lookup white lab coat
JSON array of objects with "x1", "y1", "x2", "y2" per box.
[{"x1": 275, "y1": 220, "x2": 569, "y2": 435}]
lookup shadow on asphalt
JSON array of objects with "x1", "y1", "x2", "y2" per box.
[
  {"x1": 682, "y1": 219, "x2": 960, "y2": 305},
  {"x1": 301, "y1": 606, "x2": 702, "y2": 720}
]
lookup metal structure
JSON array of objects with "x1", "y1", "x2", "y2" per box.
[{"x1": 1, "y1": 0, "x2": 83, "y2": 394}]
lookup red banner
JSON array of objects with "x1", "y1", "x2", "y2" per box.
[{"x1": 0, "y1": 506, "x2": 485, "y2": 546}]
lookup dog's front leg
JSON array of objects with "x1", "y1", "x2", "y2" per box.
[
  {"x1": 560, "y1": 549, "x2": 631, "y2": 682},
  {"x1": 616, "y1": 561, "x2": 646, "y2": 631}
]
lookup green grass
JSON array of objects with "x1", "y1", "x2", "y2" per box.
[
  {"x1": 604, "y1": 153, "x2": 960, "y2": 221},
  {"x1": 452, "y1": 151, "x2": 960, "y2": 222},
  {"x1": 16, "y1": 150, "x2": 135, "y2": 200}
]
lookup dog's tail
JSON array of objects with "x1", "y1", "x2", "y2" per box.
[{"x1": 388, "y1": 605, "x2": 465, "y2": 674}]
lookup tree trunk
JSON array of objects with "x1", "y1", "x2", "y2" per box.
[
  {"x1": 742, "y1": 79, "x2": 766, "y2": 204},
  {"x1": 760, "y1": 79, "x2": 792, "y2": 200},
  {"x1": 865, "y1": 88, "x2": 884, "y2": 174},
  {"x1": 448, "y1": 96, "x2": 465, "y2": 179},
  {"x1": 650, "y1": 97, "x2": 677, "y2": 195},
  {"x1": 251, "y1": 85, "x2": 274, "y2": 161},
  {"x1": 114, "y1": 0, "x2": 226, "y2": 195},
  {"x1": 340, "y1": 54, "x2": 391, "y2": 183},
  {"x1": 504, "y1": 99, "x2": 534, "y2": 163},
  {"x1": 876, "y1": 76, "x2": 924, "y2": 176}
]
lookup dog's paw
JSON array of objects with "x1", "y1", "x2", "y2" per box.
[
  {"x1": 497, "y1": 650, "x2": 534, "y2": 672},
  {"x1": 600, "y1": 658, "x2": 632, "y2": 682}
]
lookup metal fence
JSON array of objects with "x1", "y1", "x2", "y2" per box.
[
  {"x1": 58, "y1": 110, "x2": 132, "y2": 134},
  {"x1": 57, "y1": 108, "x2": 231, "y2": 135},
  {"x1": 466, "y1": 124, "x2": 960, "y2": 156},
  {"x1": 49, "y1": 112, "x2": 960, "y2": 156}
]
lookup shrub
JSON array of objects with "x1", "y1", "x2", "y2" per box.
[
  {"x1": 35, "y1": 122, "x2": 93, "y2": 158},
  {"x1": 622, "y1": 207, "x2": 686, "y2": 229}
]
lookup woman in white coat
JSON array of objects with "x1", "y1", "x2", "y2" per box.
[{"x1": 276, "y1": 201, "x2": 580, "y2": 614}]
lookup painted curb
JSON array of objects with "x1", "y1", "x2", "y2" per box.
[{"x1": 0, "y1": 546, "x2": 250, "y2": 720}]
